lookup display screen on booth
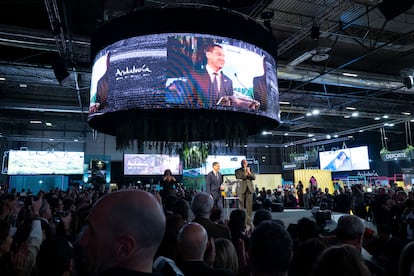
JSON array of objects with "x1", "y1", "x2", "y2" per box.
[
  {"x1": 124, "y1": 154, "x2": 181, "y2": 175},
  {"x1": 7, "y1": 150, "x2": 84, "y2": 175},
  {"x1": 88, "y1": 33, "x2": 280, "y2": 121},
  {"x1": 318, "y1": 146, "x2": 370, "y2": 172}
]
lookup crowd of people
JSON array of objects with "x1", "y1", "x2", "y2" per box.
[{"x1": 0, "y1": 180, "x2": 414, "y2": 276}]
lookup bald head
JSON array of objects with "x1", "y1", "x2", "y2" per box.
[
  {"x1": 80, "y1": 190, "x2": 166, "y2": 275},
  {"x1": 177, "y1": 222, "x2": 208, "y2": 260},
  {"x1": 95, "y1": 190, "x2": 165, "y2": 249}
]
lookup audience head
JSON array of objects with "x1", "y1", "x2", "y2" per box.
[
  {"x1": 296, "y1": 217, "x2": 319, "y2": 242},
  {"x1": 37, "y1": 237, "x2": 74, "y2": 276},
  {"x1": 172, "y1": 198, "x2": 190, "y2": 222},
  {"x1": 310, "y1": 244, "x2": 371, "y2": 276},
  {"x1": 177, "y1": 222, "x2": 208, "y2": 261},
  {"x1": 191, "y1": 192, "x2": 214, "y2": 219},
  {"x1": 253, "y1": 209, "x2": 272, "y2": 227},
  {"x1": 289, "y1": 238, "x2": 329, "y2": 276},
  {"x1": 228, "y1": 209, "x2": 247, "y2": 240},
  {"x1": 335, "y1": 214, "x2": 365, "y2": 250},
  {"x1": 249, "y1": 220, "x2": 293, "y2": 276},
  {"x1": 214, "y1": 237, "x2": 239, "y2": 273},
  {"x1": 399, "y1": 241, "x2": 414, "y2": 276},
  {"x1": 79, "y1": 190, "x2": 166, "y2": 275},
  {"x1": 0, "y1": 219, "x2": 12, "y2": 257}
]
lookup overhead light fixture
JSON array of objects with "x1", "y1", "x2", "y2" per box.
[
  {"x1": 402, "y1": 112, "x2": 411, "y2": 115},
  {"x1": 374, "y1": 117, "x2": 381, "y2": 120},
  {"x1": 342, "y1": 72, "x2": 358, "y2": 77},
  {"x1": 345, "y1": 106, "x2": 356, "y2": 110},
  {"x1": 19, "y1": 84, "x2": 27, "y2": 88},
  {"x1": 326, "y1": 134, "x2": 331, "y2": 139},
  {"x1": 30, "y1": 120, "x2": 42, "y2": 124},
  {"x1": 284, "y1": 132, "x2": 289, "y2": 136},
  {"x1": 306, "y1": 112, "x2": 312, "y2": 116},
  {"x1": 382, "y1": 115, "x2": 389, "y2": 119},
  {"x1": 351, "y1": 112, "x2": 359, "y2": 117},
  {"x1": 334, "y1": 134, "x2": 339, "y2": 138},
  {"x1": 312, "y1": 109, "x2": 320, "y2": 115},
  {"x1": 45, "y1": 122, "x2": 53, "y2": 127},
  {"x1": 308, "y1": 134, "x2": 314, "y2": 137},
  {"x1": 279, "y1": 101, "x2": 290, "y2": 105},
  {"x1": 344, "y1": 115, "x2": 351, "y2": 118},
  {"x1": 0, "y1": 77, "x2": 5, "y2": 81}
]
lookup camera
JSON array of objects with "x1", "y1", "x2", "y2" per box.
[{"x1": 53, "y1": 211, "x2": 68, "y2": 223}]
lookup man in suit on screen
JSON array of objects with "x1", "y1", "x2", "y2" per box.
[{"x1": 190, "y1": 43, "x2": 233, "y2": 107}]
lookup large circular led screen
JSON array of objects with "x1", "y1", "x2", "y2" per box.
[{"x1": 88, "y1": 7, "x2": 280, "y2": 142}]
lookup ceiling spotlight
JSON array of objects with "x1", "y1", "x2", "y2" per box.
[
  {"x1": 306, "y1": 112, "x2": 312, "y2": 116},
  {"x1": 326, "y1": 134, "x2": 331, "y2": 139},
  {"x1": 345, "y1": 106, "x2": 356, "y2": 110},
  {"x1": 312, "y1": 109, "x2": 320, "y2": 115},
  {"x1": 351, "y1": 112, "x2": 359, "y2": 117},
  {"x1": 374, "y1": 117, "x2": 381, "y2": 120},
  {"x1": 382, "y1": 115, "x2": 389, "y2": 119}
]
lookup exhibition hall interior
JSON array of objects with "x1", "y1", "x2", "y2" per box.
[{"x1": 1, "y1": 0, "x2": 414, "y2": 192}]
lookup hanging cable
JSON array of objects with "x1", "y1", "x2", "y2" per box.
[{"x1": 406, "y1": 121, "x2": 412, "y2": 146}]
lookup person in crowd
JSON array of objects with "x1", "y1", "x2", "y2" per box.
[
  {"x1": 235, "y1": 159, "x2": 256, "y2": 222},
  {"x1": 79, "y1": 190, "x2": 166, "y2": 275},
  {"x1": 172, "y1": 198, "x2": 191, "y2": 223},
  {"x1": 176, "y1": 222, "x2": 235, "y2": 276},
  {"x1": 213, "y1": 237, "x2": 239, "y2": 274},
  {"x1": 351, "y1": 184, "x2": 367, "y2": 219},
  {"x1": 252, "y1": 208, "x2": 272, "y2": 227},
  {"x1": 155, "y1": 214, "x2": 186, "y2": 262},
  {"x1": 228, "y1": 209, "x2": 249, "y2": 275},
  {"x1": 160, "y1": 169, "x2": 177, "y2": 200},
  {"x1": 0, "y1": 219, "x2": 14, "y2": 275},
  {"x1": 310, "y1": 244, "x2": 371, "y2": 276},
  {"x1": 296, "y1": 180, "x2": 304, "y2": 208},
  {"x1": 335, "y1": 214, "x2": 385, "y2": 276},
  {"x1": 399, "y1": 241, "x2": 414, "y2": 276},
  {"x1": 289, "y1": 237, "x2": 329, "y2": 276},
  {"x1": 191, "y1": 192, "x2": 231, "y2": 240},
  {"x1": 206, "y1": 161, "x2": 224, "y2": 220},
  {"x1": 190, "y1": 43, "x2": 233, "y2": 107},
  {"x1": 36, "y1": 236, "x2": 74, "y2": 276},
  {"x1": 13, "y1": 195, "x2": 43, "y2": 275},
  {"x1": 248, "y1": 220, "x2": 293, "y2": 276}
]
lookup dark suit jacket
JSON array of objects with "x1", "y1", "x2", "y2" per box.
[
  {"x1": 206, "y1": 171, "x2": 223, "y2": 201},
  {"x1": 190, "y1": 69, "x2": 233, "y2": 107},
  {"x1": 253, "y1": 75, "x2": 267, "y2": 111},
  {"x1": 235, "y1": 167, "x2": 255, "y2": 194},
  {"x1": 192, "y1": 217, "x2": 231, "y2": 240}
]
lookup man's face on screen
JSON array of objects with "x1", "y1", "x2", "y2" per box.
[{"x1": 206, "y1": 46, "x2": 225, "y2": 71}]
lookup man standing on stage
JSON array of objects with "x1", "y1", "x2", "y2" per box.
[
  {"x1": 206, "y1": 161, "x2": 224, "y2": 217},
  {"x1": 235, "y1": 159, "x2": 256, "y2": 221}
]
